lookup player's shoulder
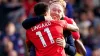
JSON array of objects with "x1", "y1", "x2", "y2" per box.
[
  {"x1": 51, "y1": 20, "x2": 67, "y2": 28},
  {"x1": 64, "y1": 16, "x2": 72, "y2": 21},
  {"x1": 64, "y1": 16, "x2": 73, "y2": 24},
  {"x1": 26, "y1": 28, "x2": 32, "y2": 33},
  {"x1": 51, "y1": 20, "x2": 66, "y2": 24}
]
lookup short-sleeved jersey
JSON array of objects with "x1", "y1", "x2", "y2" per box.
[
  {"x1": 26, "y1": 20, "x2": 67, "y2": 56},
  {"x1": 64, "y1": 16, "x2": 80, "y2": 40}
]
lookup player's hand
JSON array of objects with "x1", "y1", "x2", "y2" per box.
[
  {"x1": 44, "y1": 16, "x2": 53, "y2": 21},
  {"x1": 56, "y1": 38, "x2": 66, "y2": 48}
]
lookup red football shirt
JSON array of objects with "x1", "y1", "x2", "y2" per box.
[
  {"x1": 26, "y1": 20, "x2": 67, "y2": 56},
  {"x1": 64, "y1": 16, "x2": 80, "y2": 40}
]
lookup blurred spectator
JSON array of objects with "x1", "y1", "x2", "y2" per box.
[
  {"x1": 78, "y1": 10, "x2": 91, "y2": 38},
  {"x1": 84, "y1": 24, "x2": 100, "y2": 52},
  {"x1": 94, "y1": 6, "x2": 100, "y2": 17},
  {"x1": 84, "y1": 25, "x2": 95, "y2": 50},
  {"x1": 5, "y1": 41, "x2": 14, "y2": 53},
  {"x1": 0, "y1": 37, "x2": 8, "y2": 56},
  {"x1": 8, "y1": 8, "x2": 25, "y2": 23},
  {"x1": 8, "y1": 50, "x2": 18, "y2": 56},
  {"x1": 6, "y1": 0, "x2": 21, "y2": 7},
  {"x1": 0, "y1": 22, "x2": 25, "y2": 56},
  {"x1": 92, "y1": 0, "x2": 100, "y2": 7},
  {"x1": 5, "y1": 40, "x2": 18, "y2": 56},
  {"x1": 83, "y1": 0, "x2": 95, "y2": 10},
  {"x1": 15, "y1": 13, "x2": 26, "y2": 39},
  {"x1": 92, "y1": 48, "x2": 100, "y2": 56},
  {"x1": 7, "y1": 0, "x2": 25, "y2": 23},
  {"x1": 87, "y1": 10, "x2": 95, "y2": 22},
  {"x1": 0, "y1": 0, "x2": 21, "y2": 32},
  {"x1": 23, "y1": 0, "x2": 40, "y2": 17},
  {"x1": 93, "y1": 24, "x2": 100, "y2": 49},
  {"x1": 86, "y1": 10, "x2": 100, "y2": 28}
]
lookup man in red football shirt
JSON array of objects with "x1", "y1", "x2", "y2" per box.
[
  {"x1": 26, "y1": 2, "x2": 79, "y2": 56},
  {"x1": 50, "y1": 2, "x2": 80, "y2": 40},
  {"x1": 50, "y1": 2, "x2": 86, "y2": 55}
]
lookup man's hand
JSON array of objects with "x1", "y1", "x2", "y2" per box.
[{"x1": 56, "y1": 38, "x2": 66, "y2": 48}]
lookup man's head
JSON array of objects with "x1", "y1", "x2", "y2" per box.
[
  {"x1": 34, "y1": 2, "x2": 50, "y2": 16},
  {"x1": 50, "y1": 2, "x2": 64, "y2": 20}
]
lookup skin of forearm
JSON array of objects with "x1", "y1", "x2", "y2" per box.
[{"x1": 67, "y1": 24, "x2": 79, "y2": 32}]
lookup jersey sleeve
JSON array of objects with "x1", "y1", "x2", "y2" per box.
[
  {"x1": 64, "y1": 16, "x2": 80, "y2": 40},
  {"x1": 71, "y1": 19, "x2": 80, "y2": 40},
  {"x1": 61, "y1": 20, "x2": 68, "y2": 29},
  {"x1": 64, "y1": 16, "x2": 73, "y2": 24},
  {"x1": 26, "y1": 30, "x2": 31, "y2": 47},
  {"x1": 71, "y1": 32, "x2": 80, "y2": 40}
]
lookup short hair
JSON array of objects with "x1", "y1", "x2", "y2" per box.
[
  {"x1": 34, "y1": 2, "x2": 49, "y2": 16},
  {"x1": 49, "y1": 0, "x2": 66, "y2": 9}
]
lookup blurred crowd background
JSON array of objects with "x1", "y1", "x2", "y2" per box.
[{"x1": 0, "y1": 0, "x2": 100, "y2": 56}]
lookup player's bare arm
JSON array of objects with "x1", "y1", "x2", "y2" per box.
[
  {"x1": 61, "y1": 20, "x2": 79, "y2": 32},
  {"x1": 67, "y1": 19, "x2": 79, "y2": 32},
  {"x1": 71, "y1": 19, "x2": 86, "y2": 55},
  {"x1": 71, "y1": 19, "x2": 77, "y2": 26},
  {"x1": 75, "y1": 40, "x2": 86, "y2": 56},
  {"x1": 66, "y1": 23, "x2": 79, "y2": 32}
]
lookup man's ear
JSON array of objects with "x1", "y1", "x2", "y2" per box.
[
  {"x1": 44, "y1": 11, "x2": 49, "y2": 16},
  {"x1": 44, "y1": 12, "x2": 47, "y2": 16}
]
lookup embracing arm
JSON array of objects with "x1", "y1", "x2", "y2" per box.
[
  {"x1": 30, "y1": 45, "x2": 36, "y2": 56},
  {"x1": 22, "y1": 16, "x2": 45, "y2": 29},
  {"x1": 22, "y1": 15, "x2": 52, "y2": 29},
  {"x1": 75, "y1": 40, "x2": 86, "y2": 56},
  {"x1": 71, "y1": 19, "x2": 80, "y2": 40},
  {"x1": 64, "y1": 17, "x2": 80, "y2": 40},
  {"x1": 62, "y1": 19, "x2": 79, "y2": 32},
  {"x1": 65, "y1": 35, "x2": 76, "y2": 56},
  {"x1": 56, "y1": 32, "x2": 76, "y2": 56},
  {"x1": 26, "y1": 31, "x2": 36, "y2": 56},
  {"x1": 66, "y1": 23, "x2": 79, "y2": 32}
]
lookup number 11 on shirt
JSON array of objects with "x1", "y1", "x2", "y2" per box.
[{"x1": 36, "y1": 28, "x2": 55, "y2": 47}]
